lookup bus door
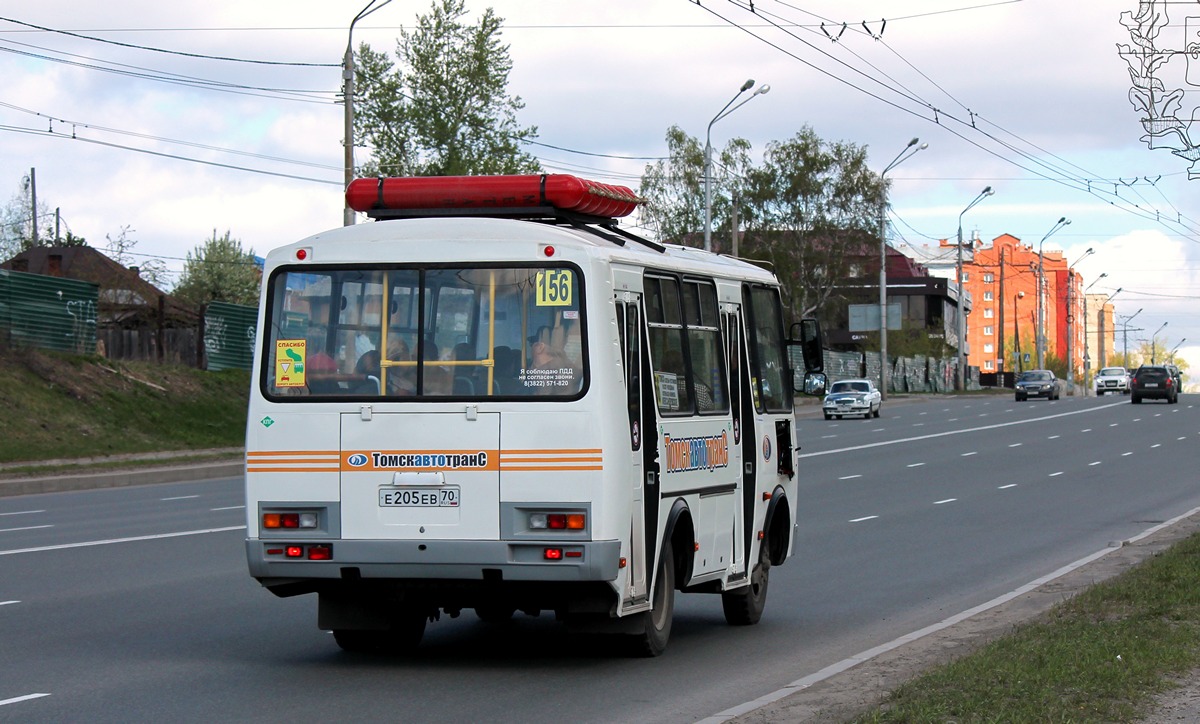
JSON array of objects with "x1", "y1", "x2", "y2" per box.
[
  {"x1": 617, "y1": 294, "x2": 648, "y2": 603},
  {"x1": 339, "y1": 410, "x2": 502, "y2": 540},
  {"x1": 722, "y1": 304, "x2": 749, "y2": 577}
]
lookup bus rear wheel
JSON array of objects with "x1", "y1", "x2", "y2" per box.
[
  {"x1": 630, "y1": 540, "x2": 675, "y2": 657},
  {"x1": 721, "y1": 536, "x2": 771, "y2": 626}
]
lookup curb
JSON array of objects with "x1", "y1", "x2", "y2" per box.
[{"x1": 0, "y1": 459, "x2": 245, "y2": 498}]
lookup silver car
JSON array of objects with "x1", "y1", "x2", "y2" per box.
[{"x1": 823, "y1": 379, "x2": 882, "y2": 420}]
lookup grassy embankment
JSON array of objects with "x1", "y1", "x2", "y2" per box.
[
  {"x1": 856, "y1": 531, "x2": 1200, "y2": 722},
  {"x1": 0, "y1": 347, "x2": 248, "y2": 474}
]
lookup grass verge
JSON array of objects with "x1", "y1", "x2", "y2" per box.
[{"x1": 856, "y1": 532, "x2": 1200, "y2": 722}]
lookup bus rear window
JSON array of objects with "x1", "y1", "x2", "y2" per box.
[{"x1": 260, "y1": 266, "x2": 585, "y2": 400}]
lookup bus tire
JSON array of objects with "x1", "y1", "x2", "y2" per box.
[
  {"x1": 630, "y1": 539, "x2": 675, "y2": 657},
  {"x1": 721, "y1": 535, "x2": 771, "y2": 626},
  {"x1": 332, "y1": 611, "x2": 426, "y2": 653},
  {"x1": 475, "y1": 605, "x2": 517, "y2": 623}
]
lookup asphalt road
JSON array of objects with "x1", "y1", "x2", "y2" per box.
[{"x1": 2, "y1": 394, "x2": 1198, "y2": 723}]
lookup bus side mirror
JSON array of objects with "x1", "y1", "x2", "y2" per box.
[{"x1": 788, "y1": 318, "x2": 825, "y2": 396}]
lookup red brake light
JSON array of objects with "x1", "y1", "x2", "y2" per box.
[
  {"x1": 548, "y1": 514, "x2": 567, "y2": 529},
  {"x1": 544, "y1": 548, "x2": 563, "y2": 560},
  {"x1": 307, "y1": 545, "x2": 333, "y2": 561}
]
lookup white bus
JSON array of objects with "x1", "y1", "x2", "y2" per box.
[{"x1": 245, "y1": 174, "x2": 825, "y2": 656}]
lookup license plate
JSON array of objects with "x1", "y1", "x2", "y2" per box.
[
  {"x1": 379, "y1": 487, "x2": 460, "y2": 507},
  {"x1": 1145, "y1": 383, "x2": 1158, "y2": 388}
]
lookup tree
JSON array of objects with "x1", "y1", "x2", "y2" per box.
[
  {"x1": 0, "y1": 177, "x2": 53, "y2": 259},
  {"x1": 103, "y1": 225, "x2": 170, "y2": 290},
  {"x1": 354, "y1": 0, "x2": 541, "y2": 177},
  {"x1": 173, "y1": 230, "x2": 261, "y2": 307},
  {"x1": 638, "y1": 125, "x2": 883, "y2": 324}
]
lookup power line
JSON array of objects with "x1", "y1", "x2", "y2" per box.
[{"x1": 0, "y1": 15, "x2": 338, "y2": 67}]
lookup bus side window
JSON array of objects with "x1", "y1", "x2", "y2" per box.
[{"x1": 617, "y1": 300, "x2": 642, "y2": 450}]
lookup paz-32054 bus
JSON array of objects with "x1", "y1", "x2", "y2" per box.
[{"x1": 245, "y1": 174, "x2": 825, "y2": 656}]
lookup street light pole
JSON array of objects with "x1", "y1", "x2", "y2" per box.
[
  {"x1": 1035, "y1": 217, "x2": 1071, "y2": 370},
  {"x1": 877, "y1": 137, "x2": 927, "y2": 401},
  {"x1": 704, "y1": 80, "x2": 769, "y2": 252},
  {"x1": 1150, "y1": 321, "x2": 1169, "y2": 363},
  {"x1": 1121, "y1": 305, "x2": 1141, "y2": 367},
  {"x1": 956, "y1": 186, "x2": 994, "y2": 390},
  {"x1": 1169, "y1": 338, "x2": 1187, "y2": 362},
  {"x1": 343, "y1": 0, "x2": 394, "y2": 227},
  {"x1": 1081, "y1": 272, "x2": 1107, "y2": 395},
  {"x1": 1064, "y1": 247, "x2": 1093, "y2": 394}
]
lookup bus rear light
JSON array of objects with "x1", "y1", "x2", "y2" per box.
[
  {"x1": 307, "y1": 545, "x2": 333, "y2": 561},
  {"x1": 295, "y1": 247, "x2": 311, "y2": 261},
  {"x1": 544, "y1": 548, "x2": 563, "y2": 560},
  {"x1": 565, "y1": 550, "x2": 582, "y2": 558},
  {"x1": 528, "y1": 512, "x2": 586, "y2": 531},
  {"x1": 285, "y1": 546, "x2": 304, "y2": 558},
  {"x1": 262, "y1": 511, "x2": 319, "y2": 529}
]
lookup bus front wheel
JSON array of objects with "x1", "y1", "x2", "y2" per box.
[{"x1": 631, "y1": 540, "x2": 675, "y2": 657}]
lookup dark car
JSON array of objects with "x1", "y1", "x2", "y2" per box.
[
  {"x1": 1130, "y1": 364, "x2": 1179, "y2": 404},
  {"x1": 1166, "y1": 363, "x2": 1183, "y2": 390},
  {"x1": 1015, "y1": 369, "x2": 1062, "y2": 401}
]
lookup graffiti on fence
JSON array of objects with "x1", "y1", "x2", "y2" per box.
[{"x1": 65, "y1": 299, "x2": 97, "y2": 352}]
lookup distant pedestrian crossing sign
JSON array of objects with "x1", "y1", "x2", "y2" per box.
[{"x1": 276, "y1": 339, "x2": 306, "y2": 387}]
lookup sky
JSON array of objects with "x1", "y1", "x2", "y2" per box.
[{"x1": 2, "y1": 0, "x2": 1198, "y2": 381}]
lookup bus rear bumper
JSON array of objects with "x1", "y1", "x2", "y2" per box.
[{"x1": 246, "y1": 537, "x2": 622, "y2": 588}]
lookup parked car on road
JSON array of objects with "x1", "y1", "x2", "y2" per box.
[
  {"x1": 1094, "y1": 366, "x2": 1130, "y2": 396},
  {"x1": 1015, "y1": 369, "x2": 1062, "y2": 401},
  {"x1": 823, "y1": 379, "x2": 881, "y2": 420},
  {"x1": 1130, "y1": 364, "x2": 1179, "y2": 404}
]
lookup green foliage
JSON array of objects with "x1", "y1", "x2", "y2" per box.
[
  {"x1": 354, "y1": 0, "x2": 541, "y2": 177},
  {"x1": 0, "y1": 177, "x2": 54, "y2": 258},
  {"x1": 172, "y1": 230, "x2": 261, "y2": 307},
  {"x1": 639, "y1": 125, "x2": 883, "y2": 324}
]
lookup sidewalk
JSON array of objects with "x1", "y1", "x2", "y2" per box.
[{"x1": 0, "y1": 448, "x2": 244, "y2": 498}]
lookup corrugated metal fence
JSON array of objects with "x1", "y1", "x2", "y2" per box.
[
  {"x1": 0, "y1": 269, "x2": 97, "y2": 354},
  {"x1": 203, "y1": 301, "x2": 257, "y2": 371},
  {"x1": 823, "y1": 349, "x2": 979, "y2": 392}
]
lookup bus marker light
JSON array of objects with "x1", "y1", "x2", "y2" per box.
[
  {"x1": 548, "y1": 514, "x2": 567, "y2": 529},
  {"x1": 281, "y1": 513, "x2": 300, "y2": 528},
  {"x1": 762, "y1": 491, "x2": 772, "y2": 501},
  {"x1": 285, "y1": 546, "x2": 304, "y2": 558},
  {"x1": 529, "y1": 513, "x2": 548, "y2": 529},
  {"x1": 296, "y1": 247, "x2": 310, "y2": 261},
  {"x1": 566, "y1": 514, "x2": 585, "y2": 530},
  {"x1": 544, "y1": 548, "x2": 563, "y2": 560},
  {"x1": 694, "y1": 542, "x2": 700, "y2": 552},
  {"x1": 619, "y1": 557, "x2": 627, "y2": 568},
  {"x1": 262, "y1": 513, "x2": 282, "y2": 529},
  {"x1": 543, "y1": 245, "x2": 555, "y2": 257},
  {"x1": 308, "y1": 545, "x2": 333, "y2": 561},
  {"x1": 757, "y1": 530, "x2": 765, "y2": 540},
  {"x1": 266, "y1": 548, "x2": 284, "y2": 556},
  {"x1": 299, "y1": 513, "x2": 319, "y2": 529},
  {"x1": 565, "y1": 550, "x2": 582, "y2": 559}
]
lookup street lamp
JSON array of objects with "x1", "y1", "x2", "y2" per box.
[
  {"x1": 1081, "y1": 272, "x2": 1107, "y2": 394},
  {"x1": 1013, "y1": 290, "x2": 1026, "y2": 374},
  {"x1": 704, "y1": 79, "x2": 770, "y2": 252},
  {"x1": 1120, "y1": 305, "x2": 1141, "y2": 367},
  {"x1": 877, "y1": 137, "x2": 927, "y2": 401},
  {"x1": 1064, "y1": 246, "x2": 1093, "y2": 394},
  {"x1": 1035, "y1": 217, "x2": 1071, "y2": 369},
  {"x1": 956, "y1": 185, "x2": 994, "y2": 390},
  {"x1": 343, "y1": 0, "x2": 394, "y2": 227},
  {"x1": 1150, "y1": 321, "x2": 1169, "y2": 363},
  {"x1": 1169, "y1": 338, "x2": 1187, "y2": 361}
]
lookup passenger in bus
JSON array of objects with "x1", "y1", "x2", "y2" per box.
[
  {"x1": 353, "y1": 348, "x2": 382, "y2": 394},
  {"x1": 386, "y1": 337, "x2": 416, "y2": 395},
  {"x1": 525, "y1": 326, "x2": 579, "y2": 393},
  {"x1": 420, "y1": 338, "x2": 452, "y2": 395}
]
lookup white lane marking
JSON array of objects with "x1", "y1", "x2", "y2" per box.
[
  {"x1": 1009, "y1": 443, "x2": 1023, "y2": 448},
  {"x1": 919, "y1": 412, "x2": 928, "y2": 416},
  {"x1": 1050, "y1": 472, "x2": 1064, "y2": 477},
  {"x1": 211, "y1": 505, "x2": 245, "y2": 512},
  {"x1": 1152, "y1": 444, "x2": 1162, "y2": 448},
  {"x1": 700, "y1": 506, "x2": 1200, "y2": 724},
  {"x1": 799, "y1": 401, "x2": 1129, "y2": 460},
  {"x1": 1089, "y1": 461, "x2": 1102, "y2": 466},
  {"x1": 872, "y1": 428, "x2": 885, "y2": 432},
  {"x1": 1081, "y1": 428, "x2": 1092, "y2": 433},
  {"x1": 161, "y1": 495, "x2": 200, "y2": 501},
  {"x1": 0, "y1": 526, "x2": 245, "y2": 556},
  {"x1": 849, "y1": 516, "x2": 878, "y2": 523},
  {"x1": 1133, "y1": 418, "x2": 1141, "y2": 422},
  {"x1": 948, "y1": 418, "x2": 959, "y2": 422},
  {"x1": 1179, "y1": 437, "x2": 1187, "y2": 441},
  {"x1": 907, "y1": 463, "x2": 925, "y2": 468},
  {"x1": 1110, "y1": 423, "x2": 1119, "y2": 427},
  {"x1": 0, "y1": 525, "x2": 53, "y2": 534},
  {"x1": 998, "y1": 484, "x2": 1018, "y2": 489},
  {"x1": 838, "y1": 475, "x2": 862, "y2": 481},
  {"x1": 933, "y1": 498, "x2": 957, "y2": 505},
  {"x1": 1122, "y1": 452, "x2": 1133, "y2": 457},
  {"x1": 0, "y1": 510, "x2": 45, "y2": 517},
  {"x1": 0, "y1": 694, "x2": 50, "y2": 707},
  {"x1": 821, "y1": 435, "x2": 837, "y2": 439},
  {"x1": 913, "y1": 423, "x2": 925, "y2": 427},
  {"x1": 1048, "y1": 435, "x2": 1061, "y2": 440},
  {"x1": 961, "y1": 452, "x2": 977, "y2": 457},
  {"x1": 0, "y1": 600, "x2": 19, "y2": 606}
]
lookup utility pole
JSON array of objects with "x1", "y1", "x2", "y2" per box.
[
  {"x1": 29, "y1": 167, "x2": 38, "y2": 245},
  {"x1": 997, "y1": 247, "x2": 1005, "y2": 379}
]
